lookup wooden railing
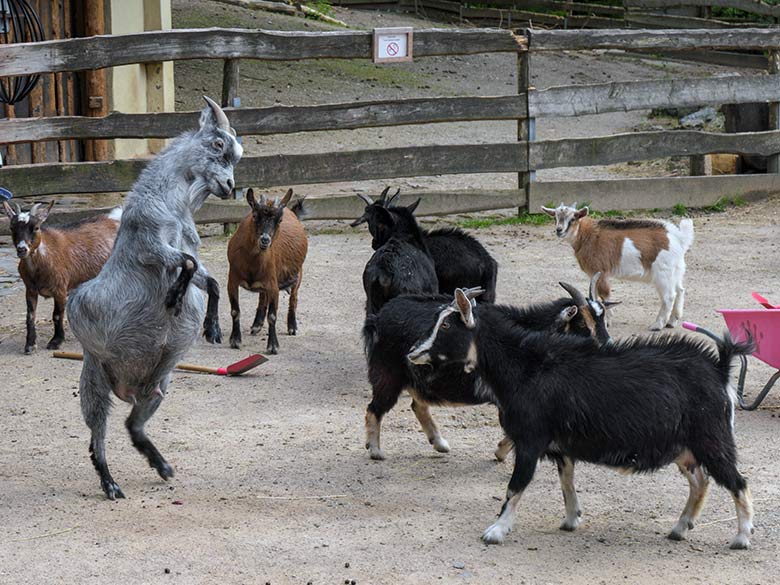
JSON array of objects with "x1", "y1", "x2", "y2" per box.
[{"x1": 1, "y1": 26, "x2": 779, "y2": 228}]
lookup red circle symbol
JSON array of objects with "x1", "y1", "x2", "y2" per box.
[{"x1": 386, "y1": 42, "x2": 399, "y2": 56}]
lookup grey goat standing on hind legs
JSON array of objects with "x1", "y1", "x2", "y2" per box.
[{"x1": 67, "y1": 96, "x2": 243, "y2": 500}]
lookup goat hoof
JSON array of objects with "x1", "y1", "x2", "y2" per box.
[
  {"x1": 482, "y1": 523, "x2": 508, "y2": 545},
  {"x1": 203, "y1": 325, "x2": 222, "y2": 344},
  {"x1": 250, "y1": 327, "x2": 261, "y2": 336},
  {"x1": 267, "y1": 344, "x2": 279, "y2": 355},
  {"x1": 729, "y1": 534, "x2": 751, "y2": 550},
  {"x1": 560, "y1": 517, "x2": 581, "y2": 532},
  {"x1": 156, "y1": 461, "x2": 175, "y2": 481},
  {"x1": 368, "y1": 447, "x2": 386, "y2": 461},
  {"x1": 667, "y1": 530, "x2": 685, "y2": 541},
  {"x1": 288, "y1": 327, "x2": 297, "y2": 336},
  {"x1": 24, "y1": 345, "x2": 36, "y2": 355},
  {"x1": 102, "y1": 480, "x2": 126, "y2": 501},
  {"x1": 46, "y1": 339, "x2": 63, "y2": 350},
  {"x1": 230, "y1": 338, "x2": 241, "y2": 350},
  {"x1": 649, "y1": 324, "x2": 663, "y2": 332},
  {"x1": 432, "y1": 437, "x2": 450, "y2": 453}
]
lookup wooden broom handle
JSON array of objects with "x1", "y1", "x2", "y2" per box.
[{"x1": 53, "y1": 351, "x2": 223, "y2": 375}]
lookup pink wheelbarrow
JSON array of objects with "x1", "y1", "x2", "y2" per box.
[{"x1": 684, "y1": 293, "x2": 780, "y2": 410}]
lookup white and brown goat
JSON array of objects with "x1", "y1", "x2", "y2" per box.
[
  {"x1": 227, "y1": 188, "x2": 308, "y2": 354},
  {"x1": 541, "y1": 203, "x2": 694, "y2": 330},
  {"x1": 2, "y1": 200, "x2": 121, "y2": 353}
]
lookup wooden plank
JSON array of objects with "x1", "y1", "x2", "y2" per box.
[
  {"x1": 768, "y1": 50, "x2": 779, "y2": 173},
  {"x1": 462, "y1": 6, "x2": 619, "y2": 27},
  {"x1": 529, "y1": 174, "x2": 780, "y2": 212},
  {"x1": 625, "y1": 12, "x2": 736, "y2": 29},
  {"x1": 649, "y1": 49, "x2": 766, "y2": 70},
  {"x1": 624, "y1": 0, "x2": 780, "y2": 18},
  {"x1": 530, "y1": 130, "x2": 780, "y2": 170},
  {"x1": 529, "y1": 75, "x2": 780, "y2": 117},
  {"x1": 527, "y1": 28, "x2": 780, "y2": 51},
  {"x1": 0, "y1": 28, "x2": 519, "y2": 77},
  {"x1": 0, "y1": 95, "x2": 527, "y2": 143},
  {"x1": 83, "y1": 0, "x2": 108, "y2": 161},
  {"x1": 415, "y1": 0, "x2": 463, "y2": 13},
  {"x1": 0, "y1": 143, "x2": 526, "y2": 196},
  {"x1": 221, "y1": 59, "x2": 240, "y2": 108},
  {"x1": 483, "y1": 0, "x2": 624, "y2": 17}
]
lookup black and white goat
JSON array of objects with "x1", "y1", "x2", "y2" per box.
[
  {"x1": 361, "y1": 200, "x2": 438, "y2": 315},
  {"x1": 363, "y1": 275, "x2": 613, "y2": 461},
  {"x1": 407, "y1": 289, "x2": 755, "y2": 550},
  {"x1": 352, "y1": 188, "x2": 498, "y2": 302},
  {"x1": 541, "y1": 203, "x2": 694, "y2": 330}
]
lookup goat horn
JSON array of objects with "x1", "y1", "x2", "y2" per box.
[
  {"x1": 378, "y1": 186, "x2": 392, "y2": 205},
  {"x1": 463, "y1": 287, "x2": 485, "y2": 300},
  {"x1": 13, "y1": 202, "x2": 21, "y2": 214},
  {"x1": 387, "y1": 188, "x2": 401, "y2": 207},
  {"x1": 203, "y1": 95, "x2": 231, "y2": 133},
  {"x1": 559, "y1": 281, "x2": 587, "y2": 306},
  {"x1": 589, "y1": 272, "x2": 601, "y2": 301},
  {"x1": 357, "y1": 193, "x2": 374, "y2": 206}
]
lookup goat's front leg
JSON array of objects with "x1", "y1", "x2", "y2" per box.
[
  {"x1": 228, "y1": 270, "x2": 242, "y2": 349},
  {"x1": 409, "y1": 395, "x2": 450, "y2": 453},
  {"x1": 46, "y1": 289, "x2": 67, "y2": 350},
  {"x1": 24, "y1": 288, "x2": 38, "y2": 354},
  {"x1": 164, "y1": 253, "x2": 197, "y2": 316},
  {"x1": 482, "y1": 446, "x2": 541, "y2": 544},
  {"x1": 250, "y1": 290, "x2": 268, "y2": 336},
  {"x1": 266, "y1": 287, "x2": 280, "y2": 354},
  {"x1": 203, "y1": 276, "x2": 222, "y2": 344}
]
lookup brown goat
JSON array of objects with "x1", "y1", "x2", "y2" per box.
[
  {"x1": 227, "y1": 188, "x2": 308, "y2": 354},
  {"x1": 2, "y1": 201, "x2": 121, "y2": 353}
]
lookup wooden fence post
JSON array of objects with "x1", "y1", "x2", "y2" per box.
[
  {"x1": 517, "y1": 31, "x2": 532, "y2": 214},
  {"x1": 769, "y1": 49, "x2": 779, "y2": 174},
  {"x1": 222, "y1": 58, "x2": 241, "y2": 235},
  {"x1": 83, "y1": 0, "x2": 108, "y2": 161}
]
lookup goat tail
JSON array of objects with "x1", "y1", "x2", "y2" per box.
[
  {"x1": 289, "y1": 196, "x2": 307, "y2": 219},
  {"x1": 716, "y1": 331, "x2": 754, "y2": 382},
  {"x1": 362, "y1": 314, "x2": 379, "y2": 357},
  {"x1": 677, "y1": 218, "x2": 694, "y2": 253}
]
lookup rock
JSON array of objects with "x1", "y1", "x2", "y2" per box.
[
  {"x1": 679, "y1": 107, "x2": 717, "y2": 128},
  {"x1": 453, "y1": 561, "x2": 466, "y2": 569}
]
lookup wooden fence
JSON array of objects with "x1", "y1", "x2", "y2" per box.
[{"x1": 1, "y1": 26, "x2": 780, "y2": 230}]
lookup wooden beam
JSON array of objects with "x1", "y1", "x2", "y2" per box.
[
  {"x1": 529, "y1": 75, "x2": 780, "y2": 118},
  {"x1": 0, "y1": 28, "x2": 518, "y2": 77},
  {"x1": 83, "y1": 0, "x2": 108, "y2": 161},
  {"x1": 0, "y1": 95, "x2": 527, "y2": 143},
  {"x1": 530, "y1": 130, "x2": 780, "y2": 170},
  {"x1": 527, "y1": 28, "x2": 780, "y2": 51},
  {"x1": 624, "y1": 0, "x2": 780, "y2": 18},
  {"x1": 482, "y1": 0, "x2": 624, "y2": 17},
  {"x1": 0, "y1": 143, "x2": 525, "y2": 196},
  {"x1": 529, "y1": 174, "x2": 780, "y2": 212},
  {"x1": 624, "y1": 12, "x2": 735, "y2": 29}
]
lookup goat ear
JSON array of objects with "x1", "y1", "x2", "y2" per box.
[
  {"x1": 31, "y1": 201, "x2": 54, "y2": 223},
  {"x1": 540, "y1": 206, "x2": 556, "y2": 217},
  {"x1": 279, "y1": 188, "x2": 294, "y2": 208},
  {"x1": 2, "y1": 200, "x2": 15, "y2": 219},
  {"x1": 387, "y1": 188, "x2": 401, "y2": 207},
  {"x1": 374, "y1": 206, "x2": 395, "y2": 229},
  {"x1": 575, "y1": 206, "x2": 589, "y2": 219},
  {"x1": 454, "y1": 288, "x2": 476, "y2": 329},
  {"x1": 246, "y1": 188, "x2": 256, "y2": 208},
  {"x1": 560, "y1": 305, "x2": 578, "y2": 323},
  {"x1": 378, "y1": 186, "x2": 391, "y2": 206},
  {"x1": 406, "y1": 198, "x2": 421, "y2": 214}
]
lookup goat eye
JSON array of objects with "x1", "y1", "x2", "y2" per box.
[
  {"x1": 212, "y1": 138, "x2": 224, "y2": 151},
  {"x1": 441, "y1": 321, "x2": 450, "y2": 330}
]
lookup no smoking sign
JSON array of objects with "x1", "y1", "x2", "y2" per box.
[{"x1": 373, "y1": 27, "x2": 413, "y2": 63}]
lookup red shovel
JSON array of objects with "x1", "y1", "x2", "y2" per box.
[
  {"x1": 53, "y1": 351, "x2": 268, "y2": 376},
  {"x1": 752, "y1": 292, "x2": 780, "y2": 309}
]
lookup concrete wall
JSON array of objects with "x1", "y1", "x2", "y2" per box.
[{"x1": 107, "y1": 0, "x2": 174, "y2": 159}]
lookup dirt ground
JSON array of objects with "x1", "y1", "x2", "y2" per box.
[{"x1": 1, "y1": 195, "x2": 779, "y2": 584}]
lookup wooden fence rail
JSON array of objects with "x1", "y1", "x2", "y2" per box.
[
  {"x1": 624, "y1": 0, "x2": 780, "y2": 18},
  {"x1": 527, "y1": 28, "x2": 780, "y2": 50},
  {"x1": 0, "y1": 27, "x2": 520, "y2": 78}
]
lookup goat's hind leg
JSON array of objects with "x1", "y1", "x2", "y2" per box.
[
  {"x1": 126, "y1": 375, "x2": 174, "y2": 481},
  {"x1": 557, "y1": 456, "x2": 582, "y2": 531},
  {"x1": 668, "y1": 453, "x2": 709, "y2": 541},
  {"x1": 250, "y1": 290, "x2": 267, "y2": 336},
  {"x1": 365, "y1": 371, "x2": 404, "y2": 461},
  {"x1": 287, "y1": 270, "x2": 303, "y2": 335},
  {"x1": 80, "y1": 353, "x2": 124, "y2": 500},
  {"x1": 409, "y1": 393, "x2": 450, "y2": 453}
]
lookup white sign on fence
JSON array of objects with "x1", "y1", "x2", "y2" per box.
[{"x1": 373, "y1": 27, "x2": 413, "y2": 64}]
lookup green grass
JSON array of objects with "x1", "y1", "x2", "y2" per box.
[
  {"x1": 306, "y1": 0, "x2": 334, "y2": 16},
  {"x1": 456, "y1": 212, "x2": 553, "y2": 229},
  {"x1": 672, "y1": 203, "x2": 688, "y2": 216},
  {"x1": 703, "y1": 195, "x2": 748, "y2": 213}
]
